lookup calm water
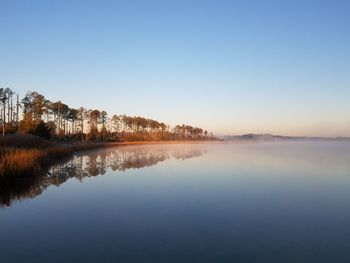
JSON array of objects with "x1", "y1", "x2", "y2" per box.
[{"x1": 1, "y1": 142, "x2": 350, "y2": 262}]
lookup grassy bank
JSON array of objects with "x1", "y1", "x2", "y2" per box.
[
  {"x1": 0, "y1": 148, "x2": 47, "y2": 177},
  {"x1": 0, "y1": 134, "x2": 214, "y2": 179},
  {"x1": 0, "y1": 145, "x2": 113, "y2": 178},
  {"x1": 0, "y1": 134, "x2": 115, "y2": 178}
]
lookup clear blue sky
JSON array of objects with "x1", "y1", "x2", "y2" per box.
[{"x1": 1, "y1": 0, "x2": 349, "y2": 136}]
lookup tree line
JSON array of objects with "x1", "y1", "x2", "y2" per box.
[{"x1": 0, "y1": 88, "x2": 215, "y2": 141}]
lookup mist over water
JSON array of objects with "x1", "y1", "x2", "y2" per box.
[{"x1": 1, "y1": 142, "x2": 350, "y2": 263}]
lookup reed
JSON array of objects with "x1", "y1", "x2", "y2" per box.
[
  {"x1": 0, "y1": 148, "x2": 47, "y2": 177},
  {"x1": 0, "y1": 134, "x2": 111, "y2": 178}
]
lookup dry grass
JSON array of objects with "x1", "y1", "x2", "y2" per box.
[
  {"x1": 0, "y1": 148, "x2": 47, "y2": 177},
  {"x1": 0, "y1": 142, "x2": 128, "y2": 178},
  {"x1": 0, "y1": 133, "x2": 213, "y2": 178},
  {"x1": 0, "y1": 135, "x2": 110, "y2": 178},
  {"x1": 0, "y1": 146, "x2": 75, "y2": 178}
]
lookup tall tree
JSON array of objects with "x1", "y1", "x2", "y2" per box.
[
  {"x1": 77, "y1": 107, "x2": 86, "y2": 141},
  {"x1": 87, "y1": 109, "x2": 101, "y2": 140},
  {"x1": 0, "y1": 88, "x2": 7, "y2": 135}
]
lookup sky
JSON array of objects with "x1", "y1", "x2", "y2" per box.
[{"x1": 1, "y1": 0, "x2": 350, "y2": 137}]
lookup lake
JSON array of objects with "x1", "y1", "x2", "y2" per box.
[{"x1": 1, "y1": 142, "x2": 350, "y2": 262}]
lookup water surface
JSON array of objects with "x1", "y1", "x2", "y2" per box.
[{"x1": 1, "y1": 142, "x2": 350, "y2": 262}]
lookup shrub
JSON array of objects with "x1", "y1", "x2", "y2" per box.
[
  {"x1": 31, "y1": 121, "x2": 53, "y2": 139},
  {"x1": 0, "y1": 133, "x2": 51, "y2": 148}
]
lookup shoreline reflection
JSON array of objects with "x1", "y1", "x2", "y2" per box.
[{"x1": 0, "y1": 145, "x2": 206, "y2": 207}]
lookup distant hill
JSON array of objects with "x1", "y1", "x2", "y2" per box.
[{"x1": 223, "y1": 134, "x2": 350, "y2": 142}]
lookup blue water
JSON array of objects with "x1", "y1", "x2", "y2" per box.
[{"x1": 1, "y1": 142, "x2": 350, "y2": 262}]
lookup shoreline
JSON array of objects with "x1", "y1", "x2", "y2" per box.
[
  {"x1": 1, "y1": 138, "x2": 348, "y2": 181},
  {"x1": 0, "y1": 139, "x2": 219, "y2": 179},
  {"x1": 76, "y1": 140, "x2": 220, "y2": 147}
]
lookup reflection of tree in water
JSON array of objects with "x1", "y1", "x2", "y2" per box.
[{"x1": 0, "y1": 146, "x2": 206, "y2": 207}]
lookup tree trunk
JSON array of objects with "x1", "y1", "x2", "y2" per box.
[
  {"x1": 3, "y1": 104, "x2": 6, "y2": 136},
  {"x1": 16, "y1": 94, "x2": 20, "y2": 130}
]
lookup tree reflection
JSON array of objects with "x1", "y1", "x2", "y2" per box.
[{"x1": 0, "y1": 146, "x2": 206, "y2": 207}]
